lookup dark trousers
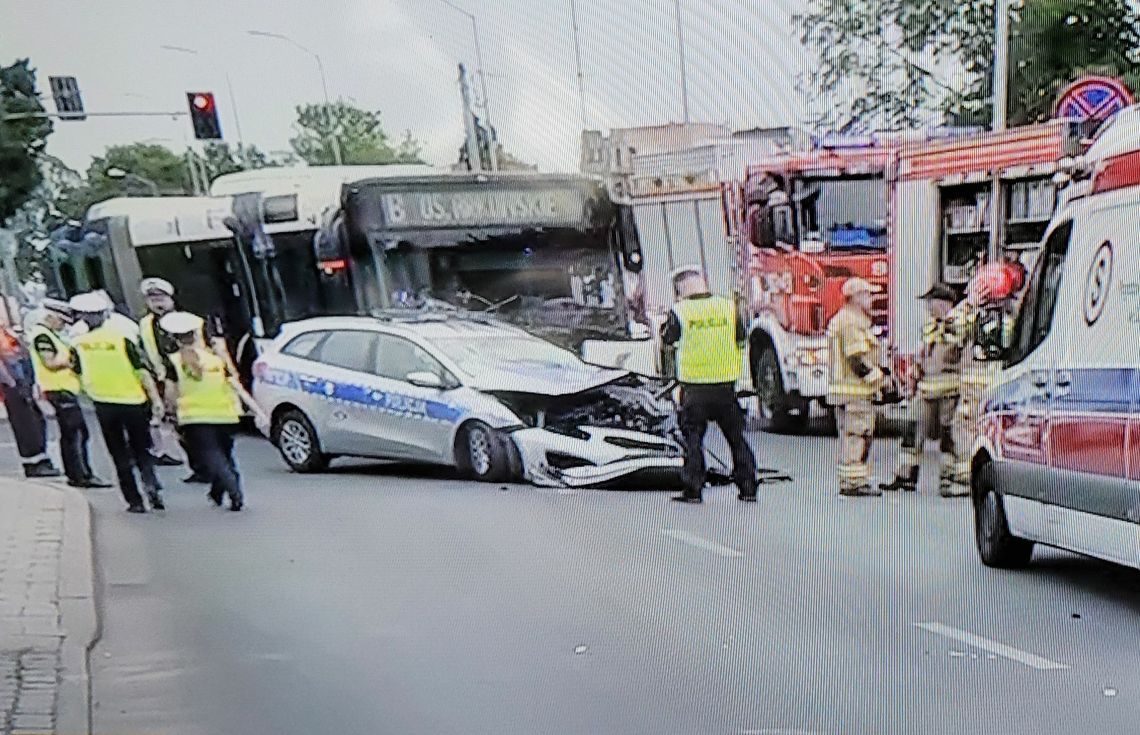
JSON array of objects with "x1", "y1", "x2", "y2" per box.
[
  {"x1": 44, "y1": 392, "x2": 93, "y2": 483},
  {"x1": 94, "y1": 402, "x2": 160, "y2": 507},
  {"x1": 2, "y1": 386, "x2": 47, "y2": 461},
  {"x1": 183, "y1": 423, "x2": 242, "y2": 506},
  {"x1": 179, "y1": 426, "x2": 208, "y2": 476},
  {"x1": 679, "y1": 383, "x2": 757, "y2": 498}
]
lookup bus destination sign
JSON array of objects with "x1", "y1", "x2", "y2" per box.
[{"x1": 380, "y1": 188, "x2": 587, "y2": 229}]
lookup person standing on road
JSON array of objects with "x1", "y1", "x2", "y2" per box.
[
  {"x1": 826, "y1": 278, "x2": 886, "y2": 497},
  {"x1": 881, "y1": 284, "x2": 962, "y2": 494},
  {"x1": 28, "y1": 299, "x2": 110, "y2": 489},
  {"x1": 0, "y1": 324, "x2": 61, "y2": 479},
  {"x1": 138, "y1": 277, "x2": 234, "y2": 481},
  {"x1": 159, "y1": 312, "x2": 267, "y2": 511},
  {"x1": 69, "y1": 292, "x2": 166, "y2": 513},
  {"x1": 661, "y1": 265, "x2": 757, "y2": 504}
]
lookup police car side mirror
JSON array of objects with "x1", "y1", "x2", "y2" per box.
[
  {"x1": 406, "y1": 371, "x2": 445, "y2": 389},
  {"x1": 973, "y1": 308, "x2": 1008, "y2": 361}
]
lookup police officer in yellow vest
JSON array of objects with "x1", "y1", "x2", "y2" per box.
[
  {"x1": 69, "y1": 292, "x2": 166, "y2": 513},
  {"x1": 138, "y1": 277, "x2": 234, "y2": 480},
  {"x1": 159, "y1": 312, "x2": 268, "y2": 511},
  {"x1": 826, "y1": 278, "x2": 886, "y2": 497},
  {"x1": 882, "y1": 284, "x2": 963, "y2": 494},
  {"x1": 661, "y1": 265, "x2": 757, "y2": 504},
  {"x1": 29, "y1": 299, "x2": 110, "y2": 489}
]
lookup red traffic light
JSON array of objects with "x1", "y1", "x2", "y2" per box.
[
  {"x1": 186, "y1": 91, "x2": 222, "y2": 140},
  {"x1": 191, "y1": 93, "x2": 214, "y2": 111}
]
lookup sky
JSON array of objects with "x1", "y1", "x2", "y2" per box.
[{"x1": 2, "y1": 0, "x2": 809, "y2": 174}]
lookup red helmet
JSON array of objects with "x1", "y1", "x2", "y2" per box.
[{"x1": 970, "y1": 263, "x2": 1020, "y2": 303}]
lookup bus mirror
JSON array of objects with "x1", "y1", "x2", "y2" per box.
[{"x1": 748, "y1": 207, "x2": 776, "y2": 249}]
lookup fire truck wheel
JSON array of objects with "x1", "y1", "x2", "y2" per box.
[{"x1": 753, "y1": 345, "x2": 797, "y2": 434}]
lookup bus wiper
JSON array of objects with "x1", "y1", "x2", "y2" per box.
[{"x1": 457, "y1": 290, "x2": 519, "y2": 313}]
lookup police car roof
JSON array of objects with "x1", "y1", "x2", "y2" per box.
[{"x1": 278, "y1": 314, "x2": 529, "y2": 341}]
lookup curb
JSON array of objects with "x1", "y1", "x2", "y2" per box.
[{"x1": 51, "y1": 481, "x2": 99, "y2": 735}]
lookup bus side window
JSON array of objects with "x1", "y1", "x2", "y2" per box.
[{"x1": 1005, "y1": 220, "x2": 1073, "y2": 367}]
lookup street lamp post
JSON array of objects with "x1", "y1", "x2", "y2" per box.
[
  {"x1": 247, "y1": 30, "x2": 343, "y2": 166},
  {"x1": 437, "y1": 0, "x2": 499, "y2": 170},
  {"x1": 569, "y1": 0, "x2": 588, "y2": 131},
  {"x1": 674, "y1": 0, "x2": 691, "y2": 124}
]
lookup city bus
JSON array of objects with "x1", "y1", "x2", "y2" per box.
[{"x1": 66, "y1": 166, "x2": 645, "y2": 381}]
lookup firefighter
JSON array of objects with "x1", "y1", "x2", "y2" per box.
[
  {"x1": 0, "y1": 324, "x2": 61, "y2": 478},
  {"x1": 137, "y1": 277, "x2": 233, "y2": 481},
  {"x1": 160, "y1": 312, "x2": 268, "y2": 511},
  {"x1": 28, "y1": 299, "x2": 110, "y2": 489},
  {"x1": 69, "y1": 292, "x2": 166, "y2": 513},
  {"x1": 661, "y1": 265, "x2": 757, "y2": 504},
  {"x1": 826, "y1": 278, "x2": 886, "y2": 497},
  {"x1": 944, "y1": 266, "x2": 1017, "y2": 496},
  {"x1": 881, "y1": 284, "x2": 962, "y2": 494}
]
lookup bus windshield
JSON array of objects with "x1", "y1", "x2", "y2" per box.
[{"x1": 794, "y1": 177, "x2": 888, "y2": 250}]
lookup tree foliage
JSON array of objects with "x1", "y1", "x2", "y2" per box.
[
  {"x1": 290, "y1": 101, "x2": 425, "y2": 165},
  {"x1": 795, "y1": 0, "x2": 1140, "y2": 131},
  {"x1": 0, "y1": 59, "x2": 53, "y2": 223}
]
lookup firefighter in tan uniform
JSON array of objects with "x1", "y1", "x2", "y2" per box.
[
  {"x1": 944, "y1": 268, "x2": 1017, "y2": 495},
  {"x1": 826, "y1": 278, "x2": 886, "y2": 497},
  {"x1": 882, "y1": 284, "x2": 963, "y2": 495}
]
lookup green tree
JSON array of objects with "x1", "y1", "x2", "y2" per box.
[
  {"x1": 0, "y1": 59, "x2": 53, "y2": 223},
  {"x1": 7, "y1": 155, "x2": 82, "y2": 281},
  {"x1": 55, "y1": 143, "x2": 193, "y2": 220},
  {"x1": 199, "y1": 141, "x2": 276, "y2": 179},
  {"x1": 290, "y1": 101, "x2": 425, "y2": 165},
  {"x1": 795, "y1": 0, "x2": 1140, "y2": 131}
]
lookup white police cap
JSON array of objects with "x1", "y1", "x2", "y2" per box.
[
  {"x1": 140, "y1": 277, "x2": 175, "y2": 297},
  {"x1": 69, "y1": 292, "x2": 110, "y2": 314},
  {"x1": 40, "y1": 297, "x2": 73, "y2": 316},
  {"x1": 669, "y1": 264, "x2": 703, "y2": 282},
  {"x1": 158, "y1": 311, "x2": 202, "y2": 336}
]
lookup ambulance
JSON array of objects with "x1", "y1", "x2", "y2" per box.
[{"x1": 971, "y1": 105, "x2": 1140, "y2": 571}]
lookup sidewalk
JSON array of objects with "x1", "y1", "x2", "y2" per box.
[{"x1": 0, "y1": 478, "x2": 97, "y2": 735}]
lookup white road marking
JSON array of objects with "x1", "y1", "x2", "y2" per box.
[
  {"x1": 660, "y1": 529, "x2": 743, "y2": 559},
  {"x1": 914, "y1": 622, "x2": 1069, "y2": 670}
]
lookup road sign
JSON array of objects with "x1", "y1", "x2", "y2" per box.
[
  {"x1": 48, "y1": 76, "x2": 85, "y2": 120},
  {"x1": 1054, "y1": 76, "x2": 1134, "y2": 122}
]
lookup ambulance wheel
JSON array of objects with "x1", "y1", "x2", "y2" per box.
[
  {"x1": 456, "y1": 421, "x2": 512, "y2": 482},
  {"x1": 273, "y1": 409, "x2": 329, "y2": 473},
  {"x1": 753, "y1": 346, "x2": 796, "y2": 434},
  {"x1": 973, "y1": 461, "x2": 1034, "y2": 568}
]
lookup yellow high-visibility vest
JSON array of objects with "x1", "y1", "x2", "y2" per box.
[
  {"x1": 673, "y1": 296, "x2": 742, "y2": 384},
  {"x1": 826, "y1": 305, "x2": 879, "y2": 405},
  {"x1": 29, "y1": 326, "x2": 81, "y2": 395},
  {"x1": 72, "y1": 325, "x2": 147, "y2": 405},
  {"x1": 140, "y1": 312, "x2": 205, "y2": 379},
  {"x1": 169, "y1": 349, "x2": 240, "y2": 425}
]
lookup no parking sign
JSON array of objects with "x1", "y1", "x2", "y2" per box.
[{"x1": 1054, "y1": 76, "x2": 1134, "y2": 122}]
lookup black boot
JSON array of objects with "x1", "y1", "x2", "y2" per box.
[
  {"x1": 182, "y1": 472, "x2": 210, "y2": 484},
  {"x1": 670, "y1": 494, "x2": 702, "y2": 504},
  {"x1": 152, "y1": 453, "x2": 184, "y2": 467},
  {"x1": 146, "y1": 488, "x2": 165, "y2": 511},
  {"x1": 24, "y1": 459, "x2": 62, "y2": 478},
  {"x1": 882, "y1": 467, "x2": 919, "y2": 492}
]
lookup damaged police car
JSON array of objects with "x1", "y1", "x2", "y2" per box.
[{"x1": 252, "y1": 313, "x2": 686, "y2": 488}]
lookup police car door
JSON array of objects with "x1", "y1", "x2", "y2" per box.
[
  {"x1": 363, "y1": 333, "x2": 459, "y2": 462},
  {"x1": 1046, "y1": 200, "x2": 1140, "y2": 567},
  {"x1": 306, "y1": 330, "x2": 386, "y2": 456}
]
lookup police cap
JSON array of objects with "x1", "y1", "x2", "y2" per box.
[
  {"x1": 40, "y1": 298, "x2": 74, "y2": 318},
  {"x1": 140, "y1": 277, "x2": 175, "y2": 297},
  {"x1": 69, "y1": 292, "x2": 110, "y2": 314},
  {"x1": 158, "y1": 311, "x2": 202, "y2": 336},
  {"x1": 670, "y1": 264, "x2": 704, "y2": 282}
]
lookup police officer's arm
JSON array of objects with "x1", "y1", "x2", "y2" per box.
[
  {"x1": 32, "y1": 334, "x2": 70, "y2": 371},
  {"x1": 228, "y1": 374, "x2": 269, "y2": 428},
  {"x1": 205, "y1": 316, "x2": 239, "y2": 376},
  {"x1": 125, "y1": 339, "x2": 164, "y2": 416},
  {"x1": 660, "y1": 310, "x2": 681, "y2": 346}
]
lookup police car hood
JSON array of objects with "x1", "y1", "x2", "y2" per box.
[{"x1": 465, "y1": 362, "x2": 630, "y2": 396}]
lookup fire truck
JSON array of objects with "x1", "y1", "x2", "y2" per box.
[{"x1": 741, "y1": 123, "x2": 1083, "y2": 432}]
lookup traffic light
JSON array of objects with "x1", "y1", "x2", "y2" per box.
[
  {"x1": 49, "y1": 76, "x2": 85, "y2": 120},
  {"x1": 186, "y1": 92, "x2": 222, "y2": 140}
]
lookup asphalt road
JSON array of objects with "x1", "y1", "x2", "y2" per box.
[{"x1": 4, "y1": 417, "x2": 1140, "y2": 734}]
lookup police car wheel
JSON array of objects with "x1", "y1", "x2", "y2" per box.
[
  {"x1": 274, "y1": 410, "x2": 330, "y2": 473},
  {"x1": 974, "y1": 463, "x2": 1034, "y2": 568},
  {"x1": 457, "y1": 421, "x2": 510, "y2": 482}
]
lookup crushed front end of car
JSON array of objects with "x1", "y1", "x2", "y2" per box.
[{"x1": 487, "y1": 374, "x2": 689, "y2": 489}]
